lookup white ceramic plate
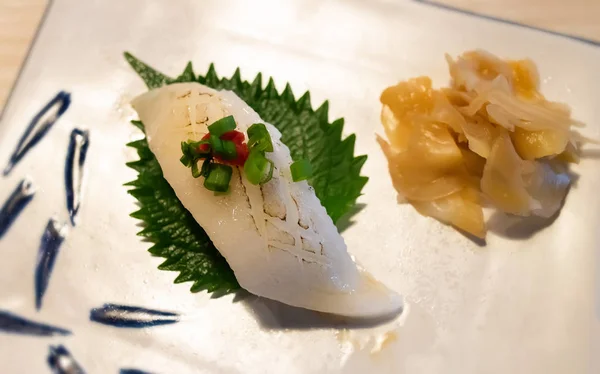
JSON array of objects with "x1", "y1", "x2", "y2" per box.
[{"x1": 1, "y1": 0, "x2": 599, "y2": 373}]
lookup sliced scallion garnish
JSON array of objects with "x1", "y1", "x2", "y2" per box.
[
  {"x1": 190, "y1": 140, "x2": 211, "y2": 157},
  {"x1": 209, "y1": 134, "x2": 224, "y2": 155},
  {"x1": 290, "y1": 159, "x2": 312, "y2": 182},
  {"x1": 221, "y1": 140, "x2": 237, "y2": 160},
  {"x1": 263, "y1": 158, "x2": 274, "y2": 183},
  {"x1": 204, "y1": 163, "x2": 233, "y2": 192},
  {"x1": 180, "y1": 154, "x2": 192, "y2": 167},
  {"x1": 181, "y1": 140, "x2": 210, "y2": 162},
  {"x1": 244, "y1": 149, "x2": 274, "y2": 185},
  {"x1": 191, "y1": 160, "x2": 202, "y2": 178},
  {"x1": 208, "y1": 115, "x2": 236, "y2": 137},
  {"x1": 247, "y1": 123, "x2": 273, "y2": 153},
  {"x1": 180, "y1": 141, "x2": 192, "y2": 166},
  {"x1": 200, "y1": 158, "x2": 212, "y2": 178}
]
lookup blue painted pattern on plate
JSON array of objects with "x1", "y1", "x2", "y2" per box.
[
  {"x1": 3, "y1": 91, "x2": 71, "y2": 176},
  {"x1": 35, "y1": 218, "x2": 68, "y2": 310},
  {"x1": 48, "y1": 345, "x2": 86, "y2": 374},
  {"x1": 0, "y1": 178, "x2": 35, "y2": 239},
  {"x1": 0, "y1": 310, "x2": 71, "y2": 336},
  {"x1": 65, "y1": 128, "x2": 90, "y2": 226},
  {"x1": 90, "y1": 303, "x2": 179, "y2": 328}
]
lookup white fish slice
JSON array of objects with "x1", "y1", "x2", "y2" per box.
[{"x1": 132, "y1": 82, "x2": 402, "y2": 318}]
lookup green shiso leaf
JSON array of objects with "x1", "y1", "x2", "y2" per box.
[{"x1": 124, "y1": 52, "x2": 369, "y2": 294}]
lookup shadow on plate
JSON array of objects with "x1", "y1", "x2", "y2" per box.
[
  {"x1": 234, "y1": 289, "x2": 399, "y2": 330},
  {"x1": 487, "y1": 208, "x2": 561, "y2": 240},
  {"x1": 580, "y1": 149, "x2": 600, "y2": 159},
  {"x1": 485, "y1": 167, "x2": 578, "y2": 241},
  {"x1": 458, "y1": 229, "x2": 487, "y2": 247},
  {"x1": 336, "y1": 203, "x2": 366, "y2": 233}
]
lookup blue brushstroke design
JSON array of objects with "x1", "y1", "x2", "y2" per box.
[
  {"x1": 48, "y1": 345, "x2": 86, "y2": 374},
  {"x1": 35, "y1": 218, "x2": 68, "y2": 310},
  {"x1": 65, "y1": 128, "x2": 90, "y2": 226},
  {"x1": 413, "y1": 0, "x2": 600, "y2": 48},
  {"x1": 120, "y1": 369, "x2": 154, "y2": 374},
  {"x1": 0, "y1": 177, "x2": 35, "y2": 239},
  {"x1": 3, "y1": 91, "x2": 71, "y2": 176},
  {"x1": 89, "y1": 303, "x2": 179, "y2": 328},
  {"x1": 0, "y1": 309, "x2": 71, "y2": 336}
]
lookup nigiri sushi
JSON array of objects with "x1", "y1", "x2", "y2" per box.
[{"x1": 132, "y1": 82, "x2": 402, "y2": 318}]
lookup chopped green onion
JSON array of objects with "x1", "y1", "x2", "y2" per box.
[
  {"x1": 250, "y1": 135, "x2": 274, "y2": 153},
  {"x1": 244, "y1": 149, "x2": 274, "y2": 185},
  {"x1": 190, "y1": 140, "x2": 211, "y2": 157},
  {"x1": 244, "y1": 150, "x2": 267, "y2": 185},
  {"x1": 247, "y1": 123, "x2": 268, "y2": 139},
  {"x1": 191, "y1": 160, "x2": 202, "y2": 178},
  {"x1": 194, "y1": 139, "x2": 210, "y2": 150},
  {"x1": 208, "y1": 115, "x2": 236, "y2": 137},
  {"x1": 200, "y1": 158, "x2": 212, "y2": 178},
  {"x1": 263, "y1": 159, "x2": 274, "y2": 183},
  {"x1": 247, "y1": 123, "x2": 273, "y2": 152},
  {"x1": 220, "y1": 140, "x2": 237, "y2": 160},
  {"x1": 182, "y1": 140, "x2": 210, "y2": 159},
  {"x1": 181, "y1": 143, "x2": 193, "y2": 166},
  {"x1": 290, "y1": 159, "x2": 312, "y2": 182},
  {"x1": 204, "y1": 163, "x2": 233, "y2": 192},
  {"x1": 209, "y1": 134, "x2": 224, "y2": 155},
  {"x1": 180, "y1": 154, "x2": 192, "y2": 167},
  {"x1": 181, "y1": 141, "x2": 193, "y2": 160}
]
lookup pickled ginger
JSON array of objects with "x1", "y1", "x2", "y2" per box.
[{"x1": 378, "y1": 50, "x2": 590, "y2": 239}]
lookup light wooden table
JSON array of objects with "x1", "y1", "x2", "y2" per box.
[{"x1": 1, "y1": 0, "x2": 599, "y2": 111}]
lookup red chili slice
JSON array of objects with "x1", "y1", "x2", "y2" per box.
[
  {"x1": 198, "y1": 133, "x2": 211, "y2": 153},
  {"x1": 221, "y1": 130, "x2": 246, "y2": 143},
  {"x1": 214, "y1": 143, "x2": 248, "y2": 166},
  {"x1": 232, "y1": 142, "x2": 249, "y2": 166},
  {"x1": 198, "y1": 130, "x2": 249, "y2": 166}
]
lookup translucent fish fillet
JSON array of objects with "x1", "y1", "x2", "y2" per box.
[{"x1": 132, "y1": 82, "x2": 402, "y2": 318}]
